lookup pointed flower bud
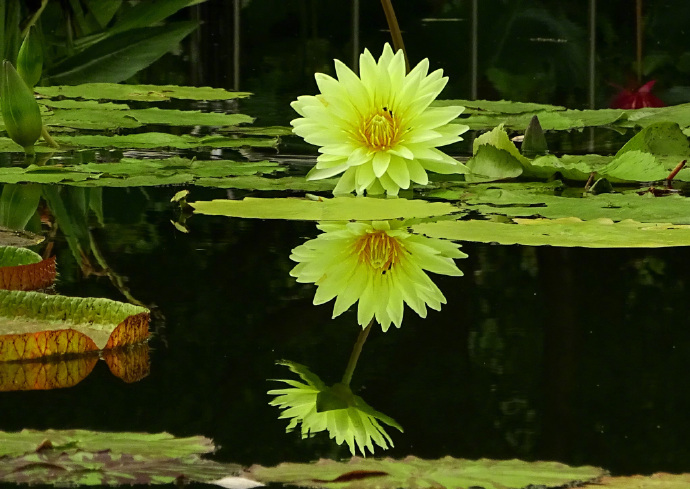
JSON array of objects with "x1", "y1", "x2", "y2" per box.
[
  {"x1": 1, "y1": 60, "x2": 42, "y2": 152},
  {"x1": 17, "y1": 27, "x2": 43, "y2": 87}
]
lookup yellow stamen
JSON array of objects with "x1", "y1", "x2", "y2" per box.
[
  {"x1": 354, "y1": 230, "x2": 402, "y2": 274},
  {"x1": 359, "y1": 107, "x2": 399, "y2": 151}
]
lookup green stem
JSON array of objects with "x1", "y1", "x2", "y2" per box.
[
  {"x1": 341, "y1": 320, "x2": 373, "y2": 386},
  {"x1": 380, "y1": 0, "x2": 409, "y2": 72},
  {"x1": 41, "y1": 125, "x2": 59, "y2": 148},
  {"x1": 21, "y1": 0, "x2": 49, "y2": 38}
]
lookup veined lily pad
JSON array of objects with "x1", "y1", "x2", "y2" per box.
[
  {"x1": 0, "y1": 343, "x2": 149, "y2": 391},
  {"x1": 0, "y1": 290, "x2": 149, "y2": 361},
  {"x1": 54, "y1": 133, "x2": 277, "y2": 150},
  {"x1": 582, "y1": 473, "x2": 690, "y2": 488},
  {"x1": 189, "y1": 197, "x2": 461, "y2": 221},
  {"x1": 244, "y1": 456, "x2": 605, "y2": 489},
  {"x1": 0, "y1": 247, "x2": 56, "y2": 290},
  {"x1": 0, "y1": 429, "x2": 240, "y2": 486},
  {"x1": 35, "y1": 83, "x2": 251, "y2": 101}
]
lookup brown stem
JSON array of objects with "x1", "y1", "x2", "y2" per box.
[
  {"x1": 666, "y1": 160, "x2": 686, "y2": 183},
  {"x1": 380, "y1": 0, "x2": 409, "y2": 72}
]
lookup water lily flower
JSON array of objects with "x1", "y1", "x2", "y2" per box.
[
  {"x1": 610, "y1": 80, "x2": 665, "y2": 109},
  {"x1": 290, "y1": 220, "x2": 466, "y2": 331},
  {"x1": 291, "y1": 43, "x2": 469, "y2": 196},
  {"x1": 268, "y1": 360, "x2": 402, "y2": 456}
]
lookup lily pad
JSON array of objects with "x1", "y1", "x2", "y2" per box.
[
  {"x1": 35, "y1": 83, "x2": 251, "y2": 101},
  {"x1": 189, "y1": 197, "x2": 461, "y2": 221},
  {"x1": 0, "y1": 246, "x2": 56, "y2": 290},
  {"x1": 0, "y1": 290, "x2": 149, "y2": 361},
  {"x1": 245, "y1": 456, "x2": 605, "y2": 489},
  {"x1": 0, "y1": 225, "x2": 43, "y2": 247},
  {"x1": 582, "y1": 473, "x2": 690, "y2": 488},
  {"x1": 0, "y1": 343, "x2": 149, "y2": 391},
  {"x1": 54, "y1": 133, "x2": 277, "y2": 150},
  {"x1": 413, "y1": 218, "x2": 690, "y2": 248},
  {"x1": 0, "y1": 429, "x2": 240, "y2": 486}
]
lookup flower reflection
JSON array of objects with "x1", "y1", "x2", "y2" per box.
[
  {"x1": 290, "y1": 43, "x2": 469, "y2": 196},
  {"x1": 290, "y1": 220, "x2": 466, "y2": 331},
  {"x1": 268, "y1": 360, "x2": 402, "y2": 456}
]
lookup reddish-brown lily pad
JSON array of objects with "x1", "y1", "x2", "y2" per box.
[
  {"x1": 0, "y1": 247, "x2": 56, "y2": 291},
  {"x1": 0, "y1": 290, "x2": 150, "y2": 361},
  {"x1": 0, "y1": 343, "x2": 150, "y2": 391}
]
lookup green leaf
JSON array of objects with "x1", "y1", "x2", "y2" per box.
[
  {"x1": 435, "y1": 98, "x2": 565, "y2": 114},
  {"x1": 108, "y1": 0, "x2": 206, "y2": 35},
  {"x1": 0, "y1": 429, "x2": 239, "y2": 486},
  {"x1": 413, "y1": 218, "x2": 690, "y2": 248},
  {"x1": 473, "y1": 124, "x2": 530, "y2": 166},
  {"x1": 45, "y1": 22, "x2": 200, "y2": 84},
  {"x1": 36, "y1": 83, "x2": 251, "y2": 101},
  {"x1": 0, "y1": 246, "x2": 42, "y2": 266},
  {"x1": 0, "y1": 184, "x2": 41, "y2": 229},
  {"x1": 521, "y1": 115, "x2": 548, "y2": 156},
  {"x1": 189, "y1": 197, "x2": 461, "y2": 221},
  {"x1": 53, "y1": 133, "x2": 277, "y2": 150},
  {"x1": 246, "y1": 456, "x2": 604, "y2": 489},
  {"x1": 83, "y1": 0, "x2": 123, "y2": 28},
  {"x1": 0, "y1": 289, "x2": 149, "y2": 360},
  {"x1": 466, "y1": 145, "x2": 523, "y2": 182}
]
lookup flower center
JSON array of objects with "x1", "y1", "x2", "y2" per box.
[
  {"x1": 359, "y1": 107, "x2": 399, "y2": 151},
  {"x1": 355, "y1": 230, "x2": 402, "y2": 274}
]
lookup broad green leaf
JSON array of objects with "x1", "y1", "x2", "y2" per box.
[
  {"x1": 435, "y1": 99, "x2": 565, "y2": 114},
  {"x1": 598, "y1": 151, "x2": 667, "y2": 182},
  {"x1": 0, "y1": 429, "x2": 216, "y2": 458},
  {"x1": 0, "y1": 183, "x2": 41, "y2": 229},
  {"x1": 582, "y1": 473, "x2": 690, "y2": 488},
  {"x1": 108, "y1": 0, "x2": 206, "y2": 35},
  {"x1": 521, "y1": 154, "x2": 610, "y2": 180},
  {"x1": 54, "y1": 133, "x2": 277, "y2": 150},
  {"x1": 189, "y1": 197, "x2": 461, "y2": 221},
  {"x1": 246, "y1": 456, "x2": 604, "y2": 489},
  {"x1": 614, "y1": 121, "x2": 690, "y2": 157},
  {"x1": 413, "y1": 218, "x2": 690, "y2": 248},
  {"x1": 0, "y1": 289, "x2": 149, "y2": 361},
  {"x1": 83, "y1": 0, "x2": 122, "y2": 28},
  {"x1": 0, "y1": 429, "x2": 239, "y2": 486},
  {"x1": 45, "y1": 22, "x2": 199, "y2": 84},
  {"x1": 38, "y1": 99, "x2": 129, "y2": 110},
  {"x1": 466, "y1": 145, "x2": 523, "y2": 182},
  {"x1": 473, "y1": 125, "x2": 529, "y2": 166},
  {"x1": 0, "y1": 246, "x2": 42, "y2": 266},
  {"x1": 44, "y1": 107, "x2": 253, "y2": 130},
  {"x1": 36, "y1": 83, "x2": 251, "y2": 101}
]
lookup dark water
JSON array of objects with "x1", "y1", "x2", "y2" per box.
[{"x1": 3, "y1": 0, "x2": 690, "y2": 484}]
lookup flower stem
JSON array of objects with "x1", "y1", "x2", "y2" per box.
[
  {"x1": 41, "y1": 125, "x2": 59, "y2": 148},
  {"x1": 380, "y1": 0, "x2": 409, "y2": 72},
  {"x1": 341, "y1": 320, "x2": 373, "y2": 386}
]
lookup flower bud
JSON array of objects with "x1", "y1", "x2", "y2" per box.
[
  {"x1": 1, "y1": 60, "x2": 42, "y2": 152},
  {"x1": 17, "y1": 27, "x2": 42, "y2": 87}
]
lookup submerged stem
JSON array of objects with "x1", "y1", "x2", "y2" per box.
[
  {"x1": 341, "y1": 320, "x2": 373, "y2": 386},
  {"x1": 380, "y1": 0, "x2": 409, "y2": 73}
]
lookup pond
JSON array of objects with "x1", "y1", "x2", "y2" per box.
[{"x1": 2, "y1": 1, "x2": 690, "y2": 488}]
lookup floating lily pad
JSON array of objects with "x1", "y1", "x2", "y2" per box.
[
  {"x1": 0, "y1": 246, "x2": 55, "y2": 291},
  {"x1": 413, "y1": 218, "x2": 690, "y2": 248},
  {"x1": 54, "y1": 133, "x2": 278, "y2": 150},
  {"x1": 582, "y1": 473, "x2": 690, "y2": 488},
  {"x1": 245, "y1": 456, "x2": 605, "y2": 489},
  {"x1": 36, "y1": 83, "x2": 251, "y2": 101},
  {"x1": 0, "y1": 290, "x2": 149, "y2": 361},
  {"x1": 189, "y1": 197, "x2": 461, "y2": 221},
  {"x1": 0, "y1": 158, "x2": 286, "y2": 187},
  {"x1": 0, "y1": 429, "x2": 240, "y2": 486},
  {"x1": 0, "y1": 225, "x2": 43, "y2": 247}
]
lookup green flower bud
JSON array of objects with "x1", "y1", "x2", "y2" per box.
[
  {"x1": 1, "y1": 60, "x2": 42, "y2": 152},
  {"x1": 17, "y1": 27, "x2": 42, "y2": 88}
]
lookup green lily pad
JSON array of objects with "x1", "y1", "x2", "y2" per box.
[
  {"x1": 245, "y1": 456, "x2": 605, "y2": 489},
  {"x1": 0, "y1": 429, "x2": 240, "y2": 486},
  {"x1": 35, "y1": 83, "x2": 251, "y2": 101},
  {"x1": 53, "y1": 133, "x2": 277, "y2": 150},
  {"x1": 413, "y1": 218, "x2": 690, "y2": 248},
  {"x1": 189, "y1": 196, "x2": 461, "y2": 221},
  {"x1": 435, "y1": 99, "x2": 565, "y2": 114}
]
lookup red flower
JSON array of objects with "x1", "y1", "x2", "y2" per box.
[{"x1": 610, "y1": 80, "x2": 665, "y2": 109}]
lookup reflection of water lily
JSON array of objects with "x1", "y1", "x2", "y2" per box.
[
  {"x1": 268, "y1": 360, "x2": 402, "y2": 456},
  {"x1": 290, "y1": 220, "x2": 466, "y2": 331},
  {"x1": 291, "y1": 43, "x2": 469, "y2": 196}
]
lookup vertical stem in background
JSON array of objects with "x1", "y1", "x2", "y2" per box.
[
  {"x1": 470, "y1": 0, "x2": 478, "y2": 100},
  {"x1": 233, "y1": 0, "x2": 240, "y2": 91},
  {"x1": 380, "y1": 0, "x2": 409, "y2": 72},
  {"x1": 588, "y1": 0, "x2": 596, "y2": 152},
  {"x1": 341, "y1": 320, "x2": 373, "y2": 386},
  {"x1": 636, "y1": 0, "x2": 642, "y2": 83},
  {"x1": 352, "y1": 0, "x2": 360, "y2": 73}
]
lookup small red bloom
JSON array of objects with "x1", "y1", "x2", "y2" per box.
[{"x1": 610, "y1": 80, "x2": 665, "y2": 109}]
